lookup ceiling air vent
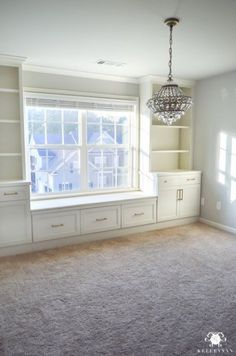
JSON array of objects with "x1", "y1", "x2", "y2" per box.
[{"x1": 96, "y1": 59, "x2": 126, "y2": 67}]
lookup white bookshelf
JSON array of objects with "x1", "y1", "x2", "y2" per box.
[
  {"x1": 139, "y1": 77, "x2": 194, "y2": 192},
  {"x1": 0, "y1": 63, "x2": 24, "y2": 180}
]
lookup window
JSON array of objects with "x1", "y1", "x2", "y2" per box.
[{"x1": 25, "y1": 93, "x2": 138, "y2": 196}]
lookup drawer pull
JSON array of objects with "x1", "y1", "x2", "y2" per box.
[
  {"x1": 164, "y1": 180, "x2": 168, "y2": 183},
  {"x1": 96, "y1": 217, "x2": 108, "y2": 222},
  {"x1": 51, "y1": 223, "x2": 64, "y2": 228},
  {"x1": 3, "y1": 192, "x2": 18, "y2": 196},
  {"x1": 133, "y1": 212, "x2": 144, "y2": 216},
  {"x1": 187, "y1": 178, "x2": 196, "y2": 181}
]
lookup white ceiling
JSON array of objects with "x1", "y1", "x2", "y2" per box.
[{"x1": 1, "y1": 0, "x2": 236, "y2": 81}]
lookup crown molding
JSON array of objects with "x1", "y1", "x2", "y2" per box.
[
  {"x1": 23, "y1": 64, "x2": 140, "y2": 84},
  {"x1": 139, "y1": 75, "x2": 195, "y2": 87},
  {"x1": 0, "y1": 54, "x2": 27, "y2": 66},
  {"x1": 22, "y1": 64, "x2": 195, "y2": 87}
]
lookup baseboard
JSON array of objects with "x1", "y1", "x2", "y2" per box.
[
  {"x1": 199, "y1": 217, "x2": 236, "y2": 235},
  {"x1": 0, "y1": 217, "x2": 198, "y2": 257}
]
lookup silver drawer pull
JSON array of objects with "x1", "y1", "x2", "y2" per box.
[
  {"x1": 187, "y1": 178, "x2": 196, "y2": 181},
  {"x1": 134, "y1": 212, "x2": 144, "y2": 216},
  {"x1": 3, "y1": 192, "x2": 18, "y2": 196},
  {"x1": 96, "y1": 217, "x2": 108, "y2": 222},
  {"x1": 51, "y1": 224, "x2": 64, "y2": 228}
]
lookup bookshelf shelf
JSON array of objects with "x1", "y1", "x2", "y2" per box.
[{"x1": 0, "y1": 64, "x2": 23, "y2": 180}]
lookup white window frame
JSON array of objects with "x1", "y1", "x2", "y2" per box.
[{"x1": 23, "y1": 90, "x2": 139, "y2": 199}]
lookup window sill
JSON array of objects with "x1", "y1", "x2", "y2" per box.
[{"x1": 30, "y1": 190, "x2": 157, "y2": 212}]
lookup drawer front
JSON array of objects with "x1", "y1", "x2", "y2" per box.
[
  {"x1": 159, "y1": 176, "x2": 180, "y2": 189},
  {"x1": 159, "y1": 173, "x2": 201, "y2": 189},
  {"x1": 179, "y1": 174, "x2": 201, "y2": 185},
  {"x1": 33, "y1": 210, "x2": 79, "y2": 242},
  {"x1": 81, "y1": 206, "x2": 120, "y2": 234},
  {"x1": 0, "y1": 185, "x2": 29, "y2": 201},
  {"x1": 122, "y1": 199, "x2": 157, "y2": 228}
]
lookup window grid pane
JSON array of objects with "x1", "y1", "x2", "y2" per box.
[{"x1": 27, "y1": 104, "x2": 134, "y2": 195}]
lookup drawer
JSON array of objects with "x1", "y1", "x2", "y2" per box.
[
  {"x1": 81, "y1": 205, "x2": 120, "y2": 234},
  {"x1": 179, "y1": 174, "x2": 201, "y2": 185},
  {"x1": 122, "y1": 199, "x2": 157, "y2": 228},
  {"x1": 32, "y1": 210, "x2": 79, "y2": 242},
  {"x1": 159, "y1": 176, "x2": 180, "y2": 189},
  {"x1": 0, "y1": 185, "x2": 29, "y2": 201},
  {"x1": 158, "y1": 173, "x2": 201, "y2": 189}
]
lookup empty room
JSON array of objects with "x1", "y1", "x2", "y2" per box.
[{"x1": 0, "y1": 0, "x2": 236, "y2": 355}]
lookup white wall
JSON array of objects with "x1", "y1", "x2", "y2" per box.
[
  {"x1": 23, "y1": 71, "x2": 139, "y2": 97},
  {"x1": 194, "y1": 70, "x2": 236, "y2": 228}
]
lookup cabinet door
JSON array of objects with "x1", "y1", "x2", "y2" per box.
[
  {"x1": 0, "y1": 201, "x2": 32, "y2": 247},
  {"x1": 179, "y1": 185, "x2": 200, "y2": 218},
  {"x1": 157, "y1": 188, "x2": 178, "y2": 222}
]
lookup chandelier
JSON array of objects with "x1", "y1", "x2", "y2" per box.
[{"x1": 146, "y1": 18, "x2": 193, "y2": 125}]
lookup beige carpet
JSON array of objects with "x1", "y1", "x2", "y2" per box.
[{"x1": 0, "y1": 223, "x2": 236, "y2": 356}]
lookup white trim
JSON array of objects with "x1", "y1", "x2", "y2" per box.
[
  {"x1": 23, "y1": 64, "x2": 139, "y2": 84},
  {"x1": 0, "y1": 216, "x2": 198, "y2": 257},
  {"x1": 139, "y1": 75, "x2": 195, "y2": 88},
  {"x1": 24, "y1": 93, "x2": 139, "y2": 197},
  {"x1": 23, "y1": 86, "x2": 139, "y2": 101},
  {"x1": 18, "y1": 64, "x2": 27, "y2": 180},
  {"x1": 0, "y1": 54, "x2": 27, "y2": 66},
  {"x1": 24, "y1": 90, "x2": 138, "y2": 107},
  {"x1": 23, "y1": 65, "x2": 196, "y2": 87},
  {"x1": 199, "y1": 217, "x2": 236, "y2": 235}
]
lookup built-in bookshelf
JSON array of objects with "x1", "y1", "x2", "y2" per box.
[
  {"x1": 0, "y1": 62, "x2": 25, "y2": 180},
  {"x1": 139, "y1": 77, "x2": 194, "y2": 191},
  {"x1": 150, "y1": 83, "x2": 192, "y2": 171}
]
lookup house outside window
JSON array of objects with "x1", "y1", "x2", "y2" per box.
[{"x1": 25, "y1": 93, "x2": 138, "y2": 196}]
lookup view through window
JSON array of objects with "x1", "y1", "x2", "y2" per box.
[{"x1": 26, "y1": 94, "x2": 137, "y2": 195}]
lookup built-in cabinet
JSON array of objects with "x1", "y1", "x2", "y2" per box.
[
  {"x1": 32, "y1": 197, "x2": 157, "y2": 242},
  {"x1": 0, "y1": 182, "x2": 32, "y2": 247},
  {"x1": 0, "y1": 65, "x2": 201, "y2": 256},
  {"x1": 157, "y1": 172, "x2": 201, "y2": 222}
]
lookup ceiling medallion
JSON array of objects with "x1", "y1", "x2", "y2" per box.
[{"x1": 146, "y1": 17, "x2": 193, "y2": 125}]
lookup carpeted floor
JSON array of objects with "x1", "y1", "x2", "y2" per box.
[{"x1": 0, "y1": 222, "x2": 236, "y2": 356}]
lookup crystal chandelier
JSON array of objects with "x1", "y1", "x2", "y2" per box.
[{"x1": 147, "y1": 18, "x2": 193, "y2": 125}]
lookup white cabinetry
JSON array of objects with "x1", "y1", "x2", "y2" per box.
[
  {"x1": 0, "y1": 60, "x2": 26, "y2": 180},
  {"x1": 81, "y1": 205, "x2": 121, "y2": 234},
  {"x1": 157, "y1": 172, "x2": 201, "y2": 222},
  {"x1": 122, "y1": 199, "x2": 156, "y2": 228},
  {"x1": 0, "y1": 182, "x2": 32, "y2": 246},
  {"x1": 31, "y1": 195, "x2": 157, "y2": 242},
  {"x1": 32, "y1": 210, "x2": 80, "y2": 242}
]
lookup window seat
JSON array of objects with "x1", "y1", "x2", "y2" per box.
[{"x1": 30, "y1": 191, "x2": 157, "y2": 212}]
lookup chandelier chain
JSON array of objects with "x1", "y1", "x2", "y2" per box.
[{"x1": 168, "y1": 24, "x2": 173, "y2": 82}]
